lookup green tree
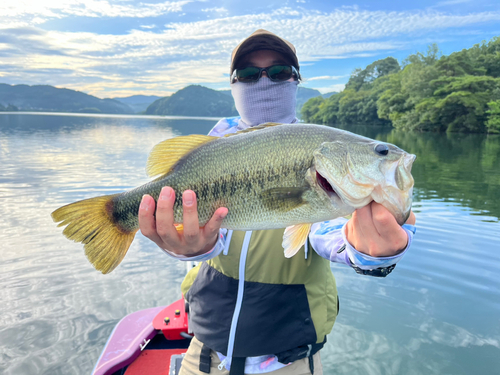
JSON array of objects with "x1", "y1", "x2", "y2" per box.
[
  {"x1": 300, "y1": 96, "x2": 324, "y2": 123},
  {"x1": 486, "y1": 100, "x2": 500, "y2": 133},
  {"x1": 345, "y1": 57, "x2": 400, "y2": 91},
  {"x1": 316, "y1": 94, "x2": 341, "y2": 124},
  {"x1": 301, "y1": 36, "x2": 500, "y2": 133},
  {"x1": 403, "y1": 43, "x2": 441, "y2": 67}
]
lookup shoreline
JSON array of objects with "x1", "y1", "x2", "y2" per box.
[{"x1": 0, "y1": 111, "x2": 222, "y2": 121}]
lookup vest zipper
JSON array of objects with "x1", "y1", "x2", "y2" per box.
[
  {"x1": 223, "y1": 230, "x2": 233, "y2": 256},
  {"x1": 218, "y1": 230, "x2": 252, "y2": 371}
]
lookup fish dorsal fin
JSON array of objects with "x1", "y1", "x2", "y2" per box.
[
  {"x1": 146, "y1": 134, "x2": 218, "y2": 177},
  {"x1": 223, "y1": 122, "x2": 283, "y2": 137}
]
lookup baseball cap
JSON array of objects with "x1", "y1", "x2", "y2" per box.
[{"x1": 230, "y1": 29, "x2": 299, "y2": 74}]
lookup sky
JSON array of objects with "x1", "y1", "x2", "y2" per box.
[{"x1": 0, "y1": 0, "x2": 499, "y2": 99}]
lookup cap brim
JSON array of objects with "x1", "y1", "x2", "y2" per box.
[{"x1": 231, "y1": 33, "x2": 299, "y2": 73}]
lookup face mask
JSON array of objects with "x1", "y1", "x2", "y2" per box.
[{"x1": 231, "y1": 77, "x2": 298, "y2": 126}]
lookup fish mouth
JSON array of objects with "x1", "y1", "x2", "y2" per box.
[
  {"x1": 312, "y1": 145, "x2": 415, "y2": 226},
  {"x1": 315, "y1": 165, "x2": 413, "y2": 226},
  {"x1": 316, "y1": 171, "x2": 339, "y2": 199}
]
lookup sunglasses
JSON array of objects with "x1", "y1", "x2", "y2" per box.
[{"x1": 231, "y1": 65, "x2": 300, "y2": 83}]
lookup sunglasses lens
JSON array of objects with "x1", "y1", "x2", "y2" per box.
[
  {"x1": 268, "y1": 65, "x2": 293, "y2": 81},
  {"x1": 236, "y1": 67, "x2": 261, "y2": 82},
  {"x1": 232, "y1": 65, "x2": 298, "y2": 83}
]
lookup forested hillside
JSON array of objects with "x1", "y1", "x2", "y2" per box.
[
  {"x1": 301, "y1": 37, "x2": 500, "y2": 133},
  {"x1": 146, "y1": 85, "x2": 238, "y2": 117}
]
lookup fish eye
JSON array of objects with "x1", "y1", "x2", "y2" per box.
[{"x1": 374, "y1": 143, "x2": 389, "y2": 156}]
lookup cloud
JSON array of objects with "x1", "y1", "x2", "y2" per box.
[
  {"x1": 1, "y1": 5, "x2": 500, "y2": 97},
  {"x1": 201, "y1": 7, "x2": 229, "y2": 14},
  {"x1": 305, "y1": 75, "x2": 346, "y2": 81},
  {"x1": 433, "y1": 0, "x2": 472, "y2": 7},
  {"x1": 310, "y1": 84, "x2": 346, "y2": 94},
  {"x1": 0, "y1": 0, "x2": 192, "y2": 27}
]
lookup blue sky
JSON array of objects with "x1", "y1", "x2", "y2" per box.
[{"x1": 1, "y1": 0, "x2": 499, "y2": 98}]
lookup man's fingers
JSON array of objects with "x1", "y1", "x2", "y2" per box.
[
  {"x1": 138, "y1": 194, "x2": 163, "y2": 245},
  {"x1": 355, "y1": 203, "x2": 379, "y2": 240},
  {"x1": 406, "y1": 211, "x2": 416, "y2": 225},
  {"x1": 371, "y1": 202, "x2": 408, "y2": 253},
  {"x1": 156, "y1": 187, "x2": 178, "y2": 242},
  {"x1": 371, "y1": 202, "x2": 399, "y2": 236},
  {"x1": 196, "y1": 207, "x2": 228, "y2": 252},
  {"x1": 346, "y1": 212, "x2": 362, "y2": 251},
  {"x1": 204, "y1": 207, "x2": 228, "y2": 237},
  {"x1": 182, "y1": 190, "x2": 200, "y2": 246},
  {"x1": 347, "y1": 202, "x2": 415, "y2": 257}
]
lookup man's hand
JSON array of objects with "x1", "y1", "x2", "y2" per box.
[
  {"x1": 138, "y1": 186, "x2": 228, "y2": 256},
  {"x1": 345, "y1": 202, "x2": 416, "y2": 257}
]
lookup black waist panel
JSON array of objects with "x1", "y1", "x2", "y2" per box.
[{"x1": 185, "y1": 263, "x2": 317, "y2": 357}]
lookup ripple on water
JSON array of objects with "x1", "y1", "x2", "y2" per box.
[{"x1": 1, "y1": 116, "x2": 499, "y2": 374}]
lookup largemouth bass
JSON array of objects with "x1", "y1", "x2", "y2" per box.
[{"x1": 52, "y1": 123, "x2": 415, "y2": 274}]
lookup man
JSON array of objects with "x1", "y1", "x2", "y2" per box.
[{"x1": 139, "y1": 30, "x2": 416, "y2": 375}]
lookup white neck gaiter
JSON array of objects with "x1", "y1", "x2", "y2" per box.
[{"x1": 231, "y1": 77, "x2": 298, "y2": 126}]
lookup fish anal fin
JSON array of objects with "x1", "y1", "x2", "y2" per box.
[
  {"x1": 282, "y1": 223, "x2": 312, "y2": 258},
  {"x1": 146, "y1": 135, "x2": 218, "y2": 178},
  {"x1": 261, "y1": 187, "x2": 308, "y2": 212}
]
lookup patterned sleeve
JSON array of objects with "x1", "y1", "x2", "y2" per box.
[
  {"x1": 309, "y1": 218, "x2": 416, "y2": 277},
  {"x1": 208, "y1": 117, "x2": 242, "y2": 136}
]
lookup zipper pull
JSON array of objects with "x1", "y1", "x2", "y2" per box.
[{"x1": 218, "y1": 357, "x2": 229, "y2": 371}]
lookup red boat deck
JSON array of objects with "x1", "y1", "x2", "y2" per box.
[
  {"x1": 124, "y1": 348, "x2": 187, "y2": 375},
  {"x1": 93, "y1": 298, "x2": 192, "y2": 375}
]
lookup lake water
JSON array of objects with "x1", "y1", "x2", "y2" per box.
[{"x1": 0, "y1": 113, "x2": 499, "y2": 375}]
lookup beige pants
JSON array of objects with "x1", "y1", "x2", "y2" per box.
[{"x1": 179, "y1": 337, "x2": 323, "y2": 375}]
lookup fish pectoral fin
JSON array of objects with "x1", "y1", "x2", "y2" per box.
[
  {"x1": 282, "y1": 223, "x2": 312, "y2": 258},
  {"x1": 261, "y1": 187, "x2": 308, "y2": 212},
  {"x1": 146, "y1": 134, "x2": 218, "y2": 178}
]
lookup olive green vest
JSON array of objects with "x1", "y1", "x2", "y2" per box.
[{"x1": 182, "y1": 228, "x2": 338, "y2": 344}]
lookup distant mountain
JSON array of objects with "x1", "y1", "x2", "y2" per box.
[
  {"x1": 322, "y1": 92, "x2": 337, "y2": 98},
  {"x1": 112, "y1": 95, "x2": 163, "y2": 113},
  {"x1": 0, "y1": 83, "x2": 338, "y2": 117},
  {"x1": 296, "y1": 87, "x2": 322, "y2": 114},
  {"x1": 0, "y1": 84, "x2": 134, "y2": 114},
  {"x1": 146, "y1": 85, "x2": 237, "y2": 117}
]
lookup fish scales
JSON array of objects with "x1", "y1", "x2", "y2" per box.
[
  {"x1": 52, "y1": 123, "x2": 416, "y2": 273},
  {"x1": 113, "y1": 125, "x2": 335, "y2": 232}
]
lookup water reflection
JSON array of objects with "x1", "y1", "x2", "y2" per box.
[
  {"x1": 0, "y1": 115, "x2": 499, "y2": 375},
  {"x1": 0, "y1": 114, "x2": 218, "y2": 375},
  {"x1": 334, "y1": 124, "x2": 500, "y2": 221},
  {"x1": 323, "y1": 319, "x2": 499, "y2": 375},
  {"x1": 385, "y1": 130, "x2": 500, "y2": 221},
  {"x1": 0, "y1": 113, "x2": 218, "y2": 136}
]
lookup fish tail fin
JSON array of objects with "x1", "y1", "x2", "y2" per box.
[{"x1": 51, "y1": 194, "x2": 138, "y2": 274}]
